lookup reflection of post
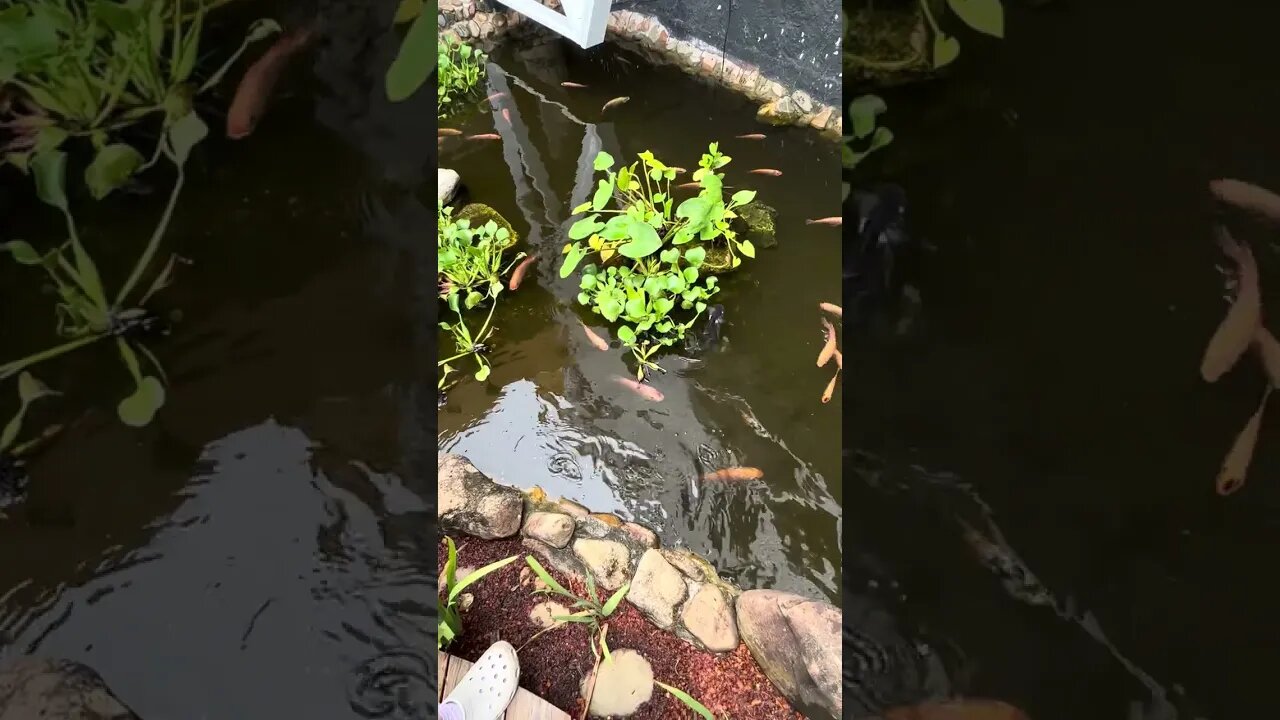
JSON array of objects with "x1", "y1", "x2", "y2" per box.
[
  {"x1": 493, "y1": 0, "x2": 610, "y2": 48},
  {"x1": 487, "y1": 68, "x2": 555, "y2": 249}
]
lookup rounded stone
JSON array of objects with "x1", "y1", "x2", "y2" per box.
[
  {"x1": 626, "y1": 549, "x2": 688, "y2": 629},
  {"x1": 581, "y1": 649, "x2": 654, "y2": 717},
  {"x1": 572, "y1": 538, "x2": 631, "y2": 590},
  {"x1": 681, "y1": 584, "x2": 739, "y2": 652},
  {"x1": 523, "y1": 511, "x2": 575, "y2": 548}
]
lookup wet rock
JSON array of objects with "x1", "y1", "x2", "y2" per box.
[
  {"x1": 556, "y1": 497, "x2": 590, "y2": 517},
  {"x1": 847, "y1": 5, "x2": 933, "y2": 90},
  {"x1": 791, "y1": 90, "x2": 814, "y2": 113},
  {"x1": 438, "y1": 168, "x2": 461, "y2": 204},
  {"x1": 626, "y1": 549, "x2": 687, "y2": 629},
  {"x1": 0, "y1": 657, "x2": 141, "y2": 719},
  {"x1": 757, "y1": 96, "x2": 805, "y2": 127},
  {"x1": 681, "y1": 584, "x2": 739, "y2": 652},
  {"x1": 572, "y1": 538, "x2": 631, "y2": 591},
  {"x1": 660, "y1": 548, "x2": 713, "y2": 582},
  {"x1": 734, "y1": 202, "x2": 778, "y2": 250},
  {"x1": 737, "y1": 589, "x2": 842, "y2": 720},
  {"x1": 523, "y1": 511, "x2": 574, "y2": 548},
  {"x1": 581, "y1": 649, "x2": 653, "y2": 717},
  {"x1": 621, "y1": 521, "x2": 658, "y2": 549},
  {"x1": 438, "y1": 454, "x2": 523, "y2": 539},
  {"x1": 575, "y1": 513, "x2": 617, "y2": 539},
  {"x1": 456, "y1": 203, "x2": 519, "y2": 247}
]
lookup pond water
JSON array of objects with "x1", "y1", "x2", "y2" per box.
[
  {"x1": 0, "y1": 0, "x2": 440, "y2": 716},
  {"x1": 437, "y1": 37, "x2": 844, "y2": 605},
  {"x1": 847, "y1": 2, "x2": 1280, "y2": 719}
]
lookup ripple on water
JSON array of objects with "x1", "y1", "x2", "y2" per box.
[{"x1": 347, "y1": 649, "x2": 434, "y2": 719}]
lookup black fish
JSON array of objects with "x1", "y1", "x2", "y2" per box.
[
  {"x1": 847, "y1": 184, "x2": 915, "y2": 328},
  {"x1": 0, "y1": 453, "x2": 29, "y2": 511},
  {"x1": 686, "y1": 304, "x2": 726, "y2": 354}
]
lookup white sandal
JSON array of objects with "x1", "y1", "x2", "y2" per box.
[{"x1": 441, "y1": 641, "x2": 520, "y2": 720}]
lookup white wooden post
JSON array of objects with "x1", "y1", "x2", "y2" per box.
[{"x1": 492, "y1": 0, "x2": 610, "y2": 48}]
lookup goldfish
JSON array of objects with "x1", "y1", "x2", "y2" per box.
[
  {"x1": 508, "y1": 255, "x2": 537, "y2": 290},
  {"x1": 806, "y1": 217, "x2": 842, "y2": 226},
  {"x1": 438, "y1": 128, "x2": 462, "y2": 136},
  {"x1": 675, "y1": 181, "x2": 702, "y2": 190},
  {"x1": 613, "y1": 376, "x2": 663, "y2": 402},
  {"x1": 501, "y1": 108, "x2": 511, "y2": 124},
  {"x1": 601, "y1": 96, "x2": 630, "y2": 113},
  {"x1": 1216, "y1": 386, "x2": 1271, "y2": 496},
  {"x1": 561, "y1": 81, "x2": 588, "y2": 88},
  {"x1": 700, "y1": 467, "x2": 764, "y2": 482},
  {"x1": 467, "y1": 133, "x2": 501, "y2": 141},
  {"x1": 581, "y1": 322, "x2": 609, "y2": 351},
  {"x1": 1256, "y1": 326, "x2": 1280, "y2": 386},
  {"x1": 817, "y1": 318, "x2": 837, "y2": 367},
  {"x1": 735, "y1": 133, "x2": 767, "y2": 140},
  {"x1": 821, "y1": 370, "x2": 839, "y2": 403},
  {"x1": 749, "y1": 168, "x2": 782, "y2": 176},
  {"x1": 833, "y1": 349, "x2": 843, "y2": 369},
  {"x1": 1210, "y1": 178, "x2": 1280, "y2": 224},
  {"x1": 226, "y1": 26, "x2": 316, "y2": 139},
  {"x1": 819, "y1": 302, "x2": 842, "y2": 318},
  {"x1": 486, "y1": 91, "x2": 506, "y2": 103},
  {"x1": 1201, "y1": 227, "x2": 1261, "y2": 382}
]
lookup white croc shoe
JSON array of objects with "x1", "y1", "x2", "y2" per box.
[{"x1": 441, "y1": 641, "x2": 520, "y2": 720}]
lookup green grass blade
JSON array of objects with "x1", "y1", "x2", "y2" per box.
[
  {"x1": 448, "y1": 554, "x2": 518, "y2": 603},
  {"x1": 601, "y1": 582, "x2": 629, "y2": 617},
  {"x1": 524, "y1": 555, "x2": 576, "y2": 599},
  {"x1": 443, "y1": 536, "x2": 458, "y2": 592},
  {"x1": 655, "y1": 681, "x2": 714, "y2": 720}
]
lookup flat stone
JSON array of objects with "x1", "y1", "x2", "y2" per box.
[
  {"x1": 0, "y1": 657, "x2": 141, "y2": 719},
  {"x1": 523, "y1": 511, "x2": 574, "y2": 548},
  {"x1": 626, "y1": 549, "x2": 687, "y2": 629},
  {"x1": 582, "y1": 649, "x2": 653, "y2": 717},
  {"x1": 791, "y1": 90, "x2": 814, "y2": 113},
  {"x1": 438, "y1": 168, "x2": 461, "y2": 204},
  {"x1": 555, "y1": 498, "x2": 590, "y2": 517},
  {"x1": 659, "y1": 548, "x2": 709, "y2": 581},
  {"x1": 810, "y1": 106, "x2": 833, "y2": 130},
  {"x1": 737, "y1": 589, "x2": 842, "y2": 720},
  {"x1": 438, "y1": 453, "x2": 523, "y2": 539},
  {"x1": 572, "y1": 538, "x2": 631, "y2": 590},
  {"x1": 681, "y1": 584, "x2": 739, "y2": 652},
  {"x1": 622, "y1": 522, "x2": 658, "y2": 549}
]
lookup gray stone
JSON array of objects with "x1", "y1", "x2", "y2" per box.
[
  {"x1": 523, "y1": 511, "x2": 574, "y2": 548},
  {"x1": 660, "y1": 548, "x2": 712, "y2": 582},
  {"x1": 438, "y1": 168, "x2": 461, "y2": 204},
  {"x1": 572, "y1": 538, "x2": 630, "y2": 591},
  {"x1": 0, "y1": 657, "x2": 140, "y2": 719},
  {"x1": 438, "y1": 453, "x2": 523, "y2": 539},
  {"x1": 555, "y1": 498, "x2": 590, "y2": 517},
  {"x1": 626, "y1": 549, "x2": 687, "y2": 629},
  {"x1": 791, "y1": 90, "x2": 814, "y2": 113},
  {"x1": 736, "y1": 589, "x2": 842, "y2": 720},
  {"x1": 622, "y1": 521, "x2": 658, "y2": 549},
  {"x1": 681, "y1": 584, "x2": 738, "y2": 652}
]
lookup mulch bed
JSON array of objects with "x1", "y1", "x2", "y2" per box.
[{"x1": 440, "y1": 537, "x2": 803, "y2": 719}]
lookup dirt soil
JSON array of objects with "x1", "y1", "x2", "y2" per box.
[{"x1": 439, "y1": 537, "x2": 803, "y2": 719}]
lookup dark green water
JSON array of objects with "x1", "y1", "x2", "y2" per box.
[
  {"x1": 437, "y1": 38, "x2": 844, "y2": 604},
  {"x1": 846, "y1": 2, "x2": 1280, "y2": 719}
]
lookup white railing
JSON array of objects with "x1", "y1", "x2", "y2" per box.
[{"x1": 492, "y1": 0, "x2": 610, "y2": 48}]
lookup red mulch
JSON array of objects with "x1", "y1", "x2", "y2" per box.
[{"x1": 440, "y1": 537, "x2": 803, "y2": 719}]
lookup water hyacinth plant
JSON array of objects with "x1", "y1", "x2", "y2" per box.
[
  {"x1": 434, "y1": 35, "x2": 485, "y2": 115},
  {"x1": 0, "y1": 110, "x2": 208, "y2": 427},
  {"x1": 844, "y1": 94, "x2": 892, "y2": 199},
  {"x1": 0, "y1": 0, "x2": 279, "y2": 197},
  {"x1": 559, "y1": 144, "x2": 758, "y2": 378}
]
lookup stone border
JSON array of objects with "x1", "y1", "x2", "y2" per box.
[
  {"x1": 439, "y1": 453, "x2": 843, "y2": 719},
  {"x1": 438, "y1": 0, "x2": 842, "y2": 137}
]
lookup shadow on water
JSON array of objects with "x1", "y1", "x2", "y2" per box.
[
  {"x1": 0, "y1": 0, "x2": 441, "y2": 716},
  {"x1": 437, "y1": 38, "x2": 844, "y2": 603},
  {"x1": 846, "y1": 2, "x2": 1280, "y2": 719}
]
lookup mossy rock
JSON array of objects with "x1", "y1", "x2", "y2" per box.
[
  {"x1": 846, "y1": 4, "x2": 939, "y2": 91},
  {"x1": 456, "y1": 203, "x2": 519, "y2": 249},
  {"x1": 701, "y1": 244, "x2": 735, "y2": 275},
  {"x1": 756, "y1": 97, "x2": 806, "y2": 127},
  {"x1": 734, "y1": 201, "x2": 778, "y2": 249}
]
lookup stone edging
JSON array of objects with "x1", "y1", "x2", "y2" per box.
[
  {"x1": 438, "y1": 0, "x2": 842, "y2": 137},
  {"x1": 438, "y1": 453, "x2": 843, "y2": 720}
]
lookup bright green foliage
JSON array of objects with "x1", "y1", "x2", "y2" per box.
[{"x1": 438, "y1": 536, "x2": 518, "y2": 650}]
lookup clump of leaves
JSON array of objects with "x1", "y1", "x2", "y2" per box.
[
  {"x1": 0, "y1": 111, "x2": 208, "y2": 427},
  {"x1": 0, "y1": 372, "x2": 59, "y2": 457},
  {"x1": 438, "y1": 536, "x2": 518, "y2": 650},
  {"x1": 434, "y1": 36, "x2": 485, "y2": 116},
  {"x1": 0, "y1": 0, "x2": 279, "y2": 198},
  {"x1": 438, "y1": 305, "x2": 496, "y2": 383},
  {"x1": 384, "y1": 0, "x2": 438, "y2": 102},
  {"x1": 520, "y1": 555, "x2": 629, "y2": 663},
  {"x1": 438, "y1": 203, "x2": 521, "y2": 313},
  {"x1": 844, "y1": 94, "x2": 892, "y2": 199},
  {"x1": 559, "y1": 144, "x2": 757, "y2": 378}
]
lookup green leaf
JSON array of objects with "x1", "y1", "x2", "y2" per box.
[
  {"x1": 849, "y1": 95, "x2": 887, "y2": 140},
  {"x1": 32, "y1": 150, "x2": 68, "y2": 210},
  {"x1": 618, "y1": 219, "x2": 662, "y2": 259},
  {"x1": 592, "y1": 179, "x2": 614, "y2": 211},
  {"x1": 444, "y1": 536, "x2": 459, "y2": 589},
  {"x1": 85, "y1": 144, "x2": 144, "y2": 200},
  {"x1": 730, "y1": 190, "x2": 757, "y2": 206},
  {"x1": 2, "y1": 241, "x2": 43, "y2": 265},
  {"x1": 739, "y1": 239, "x2": 756, "y2": 258},
  {"x1": 659, "y1": 248, "x2": 680, "y2": 264},
  {"x1": 583, "y1": 567, "x2": 600, "y2": 605},
  {"x1": 684, "y1": 247, "x2": 706, "y2": 267},
  {"x1": 17, "y1": 371, "x2": 54, "y2": 404},
  {"x1": 34, "y1": 126, "x2": 68, "y2": 155},
  {"x1": 625, "y1": 296, "x2": 646, "y2": 319},
  {"x1": 386, "y1": 12, "x2": 438, "y2": 101},
  {"x1": 600, "y1": 298, "x2": 623, "y2": 322},
  {"x1": 449, "y1": 554, "x2": 519, "y2": 603},
  {"x1": 616, "y1": 325, "x2": 636, "y2": 344},
  {"x1": 601, "y1": 582, "x2": 629, "y2": 617},
  {"x1": 117, "y1": 375, "x2": 166, "y2": 427},
  {"x1": 569, "y1": 216, "x2": 604, "y2": 240},
  {"x1": 947, "y1": 0, "x2": 1004, "y2": 38},
  {"x1": 474, "y1": 363, "x2": 490, "y2": 381},
  {"x1": 524, "y1": 556, "x2": 576, "y2": 599},
  {"x1": 593, "y1": 151, "x2": 615, "y2": 171},
  {"x1": 571, "y1": 200, "x2": 592, "y2": 214},
  {"x1": 933, "y1": 33, "x2": 961, "y2": 68},
  {"x1": 393, "y1": 0, "x2": 423, "y2": 24},
  {"x1": 655, "y1": 682, "x2": 714, "y2": 720},
  {"x1": 600, "y1": 625, "x2": 612, "y2": 663},
  {"x1": 167, "y1": 111, "x2": 208, "y2": 165},
  {"x1": 652, "y1": 297, "x2": 674, "y2": 316},
  {"x1": 561, "y1": 246, "x2": 588, "y2": 278}
]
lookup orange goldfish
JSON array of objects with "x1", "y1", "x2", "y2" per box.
[
  {"x1": 438, "y1": 128, "x2": 462, "y2": 136},
  {"x1": 1217, "y1": 386, "x2": 1271, "y2": 496},
  {"x1": 508, "y1": 255, "x2": 537, "y2": 290},
  {"x1": 749, "y1": 168, "x2": 782, "y2": 177},
  {"x1": 821, "y1": 370, "x2": 839, "y2": 403},
  {"x1": 701, "y1": 467, "x2": 764, "y2": 482},
  {"x1": 561, "y1": 81, "x2": 588, "y2": 88},
  {"x1": 735, "y1": 133, "x2": 766, "y2": 140},
  {"x1": 817, "y1": 318, "x2": 837, "y2": 367},
  {"x1": 226, "y1": 26, "x2": 316, "y2": 139},
  {"x1": 1201, "y1": 227, "x2": 1260, "y2": 382},
  {"x1": 1210, "y1": 178, "x2": 1280, "y2": 223},
  {"x1": 467, "y1": 133, "x2": 501, "y2": 141},
  {"x1": 581, "y1": 322, "x2": 609, "y2": 351},
  {"x1": 613, "y1": 376, "x2": 663, "y2": 402},
  {"x1": 806, "y1": 217, "x2": 842, "y2": 226},
  {"x1": 819, "y1": 302, "x2": 842, "y2": 318}
]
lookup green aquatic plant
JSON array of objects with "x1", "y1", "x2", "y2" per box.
[
  {"x1": 559, "y1": 145, "x2": 757, "y2": 378},
  {"x1": 385, "y1": 0, "x2": 438, "y2": 102},
  {"x1": 844, "y1": 95, "x2": 892, "y2": 199},
  {"x1": 434, "y1": 36, "x2": 485, "y2": 115},
  {"x1": 438, "y1": 536, "x2": 518, "y2": 650},
  {"x1": 438, "y1": 305, "x2": 496, "y2": 382},
  {"x1": 0, "y1": 372, "x2": 59, "y2": 457},
  {"x1": 844, "y1": 0, "x2": 1004, "y2": 71},
  {"x1": 0, "y1": 111, "x2": 208, "y2": 427},
  {"x1": 437, "y1": 203, "x2": 522, "y2": 313},
  {"x1": 0, "y1": 0, "x2": 279, "y2": 197}
]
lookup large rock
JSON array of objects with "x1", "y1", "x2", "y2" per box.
[
  {"x1": 438, "y1": 168, "x2": 461, "y2": 204},
  {"x1": 523, "y1": 511, "x2": 574, "y2": 548},
  {"x1": 680, "y1": 584, "x2": 738, "y2": 652},
  {"x1": 438, "y1": 454, "x2": 523, "y2": 539},
  {"x1": 0, "y1": 657, "x2": 140, "y2": 719},
  {"x1": 626, "y1": 549, "x2": 687, "y2": 629},
  {"x1": 736, "y1": 590, "x2": 842, "y2": 720},
  {"x1": 571, "y1": 538, "x2": 630, "y2": 591}
]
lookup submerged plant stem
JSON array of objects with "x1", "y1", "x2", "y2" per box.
[
  {"x1": 0, "y1": 334, "x2": 105, "y2": 380},
  {"x1": 116, "y1": 165, "x2": 186, "y2": 307}
]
